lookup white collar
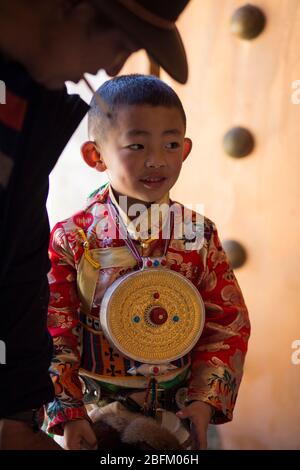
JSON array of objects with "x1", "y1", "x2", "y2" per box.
[{"x1": 108, "y1": 185, "x2": 170, "y2": 241}]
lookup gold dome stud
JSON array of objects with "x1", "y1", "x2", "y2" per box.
[
  {"x1": 223, "y1": 240, "x2": 247, "y2": 269},
  {"x1": 223, "y1": 126, "x2": 255, "y2": 158},
  {"x1": 230, "y1": 4, "x2": 266, "y2": 40}
]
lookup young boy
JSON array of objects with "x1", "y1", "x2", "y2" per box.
[{"x1": 46, "y1": 74, "x2": 250, "y2": 450}]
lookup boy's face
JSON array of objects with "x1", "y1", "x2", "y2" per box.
[{"x1": 95, "y1": 105, "x2": 191, "y2": 204}]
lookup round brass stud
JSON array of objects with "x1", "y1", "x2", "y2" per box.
[
  {"x1": 231, "y1": 4, "x2": 266, "y2": 40},
  {"x1": 223, "y1": 127, "x2": 255, "y2": 158},
  {"x1": 223, "y1": 240, "x2": 247, "y2": 269}
]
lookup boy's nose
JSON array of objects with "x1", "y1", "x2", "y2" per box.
[
  {"x1": 145, "y1": 161, "x2": 165, "y2": 168},
  {"x1": 145, "y1": 154, "x2": 166, "y2": 168}
]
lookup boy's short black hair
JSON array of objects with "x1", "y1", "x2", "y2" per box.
[{"x1": 88, "y1": 74, "x2": 186, "y2": 142}]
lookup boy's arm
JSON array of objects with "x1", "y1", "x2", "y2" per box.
[
  {"x1": 46, "y1": 223, "x2": 88, "y2": 436},
  {"x1": 186, "y1": 221, "x2": 250, "y2": 424}
]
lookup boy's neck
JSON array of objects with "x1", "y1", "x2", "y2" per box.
[{"x1": 111, "y1": 187, "x2": 152, "y2": 221}]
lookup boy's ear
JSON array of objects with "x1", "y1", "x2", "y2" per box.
[
  {"x1": 182, "y1": 138, "x2": 192, "y2": 162},
  {"x1": 81, "y1": 141, "x2": 107, "y2": 172}
]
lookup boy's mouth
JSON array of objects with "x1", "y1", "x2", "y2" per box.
[{"x1": 139, "y1": 176, "x2": 167, "y2": 188}]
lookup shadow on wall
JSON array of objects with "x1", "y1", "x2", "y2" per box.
[{"x1": 47, "y1": 71, "x2": 109, "y2": 228}]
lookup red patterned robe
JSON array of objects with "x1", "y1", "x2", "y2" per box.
[{"x1": 46, "y1": 184, "x2": 250, "y2": 435}]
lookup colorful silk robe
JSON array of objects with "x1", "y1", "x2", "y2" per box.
[{"x1": 46, "y1": 185, "x2": 250, "y2": 435}]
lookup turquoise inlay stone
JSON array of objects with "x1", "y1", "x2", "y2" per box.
[
  {"x1": 173, "y1": 315, "x2": 180, "y2": 322},
  {"x1": 133, "y1": 316, "x2": 140, "y2": 323},
  {"x1": 153, "y1": 260, "x2": 160, "y2": 267}
]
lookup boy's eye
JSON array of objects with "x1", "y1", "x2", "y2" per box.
[
  {"x1": 127, "y1": 144, "x2": 144, "y2": 150},
  {"x1": 165, "y1": 142, "x2": 180, "y2": 149}
]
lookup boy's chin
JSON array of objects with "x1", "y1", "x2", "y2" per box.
[
  {"x1": 135, "y1": 192, "x2": 166, "y2": 204},
  {"x1": 138, "y1": 187, "x2": 170, "y2": 203}
]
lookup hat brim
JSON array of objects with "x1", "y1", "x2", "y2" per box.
[{"x1": 96, "y1": 1, "x2": 188, "y2": 84}]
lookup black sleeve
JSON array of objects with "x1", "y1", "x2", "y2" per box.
[
  {"x1": 1, "y1": 86, "x2": 89, "y2": 282},
  {"x1": 0, "y1": 83, "x2": 89, "y2": 417}
]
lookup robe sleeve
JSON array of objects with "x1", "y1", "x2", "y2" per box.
[
  {"x1": 46, "y1": 223, "x2": 88, "y2": 435},
  {"x1": 187, "y1": 222, "x2": 250, "y2": 424}
]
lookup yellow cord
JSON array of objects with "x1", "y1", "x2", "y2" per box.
[{"x1": 78, "y1": 228, "x2": 101, "y2": 269}]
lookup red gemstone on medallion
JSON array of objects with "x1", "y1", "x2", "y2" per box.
[
  {"x1": 103, "y1": 210, "x2": 108, "y2": 216},
  {"x1": 152, "y1": 366, "x2": 160, "y2": 375},
  {"x1": 153, "y1": 292, "x2": 160, "y2": 299},
  {"x1": 161, "y1": 259, "x2": 167, "y2": 266},
  {"x1": 147, "y1": 260, "x2": 153, "y2": 267},
  {"x1": 149, "y1": 307, "x2": 168, "y2": 325}
]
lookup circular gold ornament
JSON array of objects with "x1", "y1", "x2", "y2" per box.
[{"x1": 100, "y1": 268, "x2": 205, "y2": 364}]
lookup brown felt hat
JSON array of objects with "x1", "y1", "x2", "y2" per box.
[{"x1": 95, "y1": 0, "x2": 191, "y2": 84}]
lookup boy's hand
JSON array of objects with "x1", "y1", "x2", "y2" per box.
[
  {"x1": 176, "y1": 401, "x2": 213, "y2": 450},
  {"x1": 64, "y1": 418, "x2": 97, "y2": 450}
]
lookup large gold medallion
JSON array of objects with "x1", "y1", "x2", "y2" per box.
[{"x1": 100, "y1": 264, "x2": 205, "y2": 364}]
